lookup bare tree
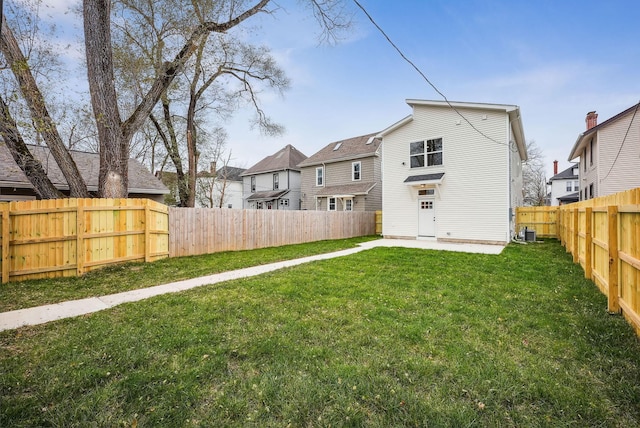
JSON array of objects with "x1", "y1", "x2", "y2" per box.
[
  {"x1": 0, "y1": 94, "x2": 62, "y2": 198},
  {"x1": 1, "y1": 14, "x2": 90, "y2": 197},
  {"x1": 112, "y1": 1, "x2": 289, "y2": 206},
  {"x1": 522, "y1": 140, "x2": 547, "y2": 206},
  {"x1": 3, "y1": 0, "x2": 351, "y2": 199}
]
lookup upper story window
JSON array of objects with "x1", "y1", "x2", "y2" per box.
[
  {"x1": 410, "y1": 138, "x2": 443, "y2": 168},
  {"x1": 316, "y1": 166, "x2": 324, "y2": 186},
  {"x1": 566, "y1": 181, "x2": 572, "y2": 192},
  {"x1": 273, "y1": 173, "x2": 279, "y2": 190},
  {"x1": 574, "y1": 181, "x2": 579, "y2": 191},
  {"x1": 352, "y1": 161, "x2": 361, "y2": 181},
  {"x1": 589, "y1": 138, "x2": 594, "y2": 165},
  {"x1": 250, "y1": 176, "x2": 256, "y2": 192}
]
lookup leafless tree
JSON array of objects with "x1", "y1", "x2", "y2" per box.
[
  {"x1": 112, "y1": 1, "x2": 289, "y2": 206},
  {"x1": 3, "y1": 0, "x2": 352, "y2": 199},
  {"x1": 1, "y1": 12, "x2": 90, "y2": 197},
  {"x1": 522, "y1": 140, "x2": 547, "y2": 206}
]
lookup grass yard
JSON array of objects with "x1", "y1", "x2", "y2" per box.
[
  {"x1": 2, "y1": 240, "x2": 640, "y2": 427},
  {"x1": 0, "y1": 236, "x2": 378, "y2": 312}
]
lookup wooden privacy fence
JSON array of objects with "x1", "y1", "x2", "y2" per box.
[
  {"x1": 516, "y1": 187, "x2": 640, "y2": 335},
  {"x1": 169, "y1": 208, "x2": 376, "y2": 257},
  {"x1": 0, "y1": 198, "x2": 169, "y2": 283}
]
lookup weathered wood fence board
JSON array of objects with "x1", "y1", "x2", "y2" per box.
[
  {"x1": 516, "y1": 187, "x2": 640, "y2": 336},
  {"x1": 169, "y1": 208, "x2": 376, "y2": 257},
  {"x1": 0, "y1": 198, "x2": 169, "y2": 283}
]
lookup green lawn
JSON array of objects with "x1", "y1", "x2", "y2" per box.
[
  {"x1": 0, "y1": 236, "x2": 378, "y2": 312},
  {"x1": 2, "y1": 240, "x2": 640, "y2": 427}
]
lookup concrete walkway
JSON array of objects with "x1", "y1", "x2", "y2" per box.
[{"x1": 0, "y1": 239, "x2": 503, "y2": 332}]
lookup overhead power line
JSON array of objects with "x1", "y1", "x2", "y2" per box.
[{"x1": 352, "y1": 0, "x2": 513, "y2": 150}]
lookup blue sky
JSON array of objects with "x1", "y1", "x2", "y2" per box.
[
  {"x1": 224, "y1": 0, "x2": 640, "y2": 179},
  {"x1": 38, "y1": 0, "x2": 640, "y2": 178}
]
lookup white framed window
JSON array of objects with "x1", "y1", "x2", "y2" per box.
[
  {"x1": 279, "y1": 199, "x2": 289, "y2": 206},
  {"x1": 566, "y1": 181, "x2": 572, "y2": 192},
  {"x1": 418, "y1": 189, "x2": 435, "y2": 196},
  {"x1": 345, "y1": 199, "x2": 353, "y2": 211},
  {"x1": 410, "y1": 138, "x2": 443, "y2": 168},
  {"x1": 328, "y1": 197, "x2": 336, "y2": 211},
  {"x1": 250, "y1": 176, "x2": 256, "y2": 192},
  {"x1": 573, "y1": 181, "x2": 579, "y2": 191},
  {"x1": 316, "y1": 166, "x2": 324, "y2": 186},
  {"x1": 352, "y1": 161, "x2": 361, "y2": 181},
  {"x1": 273, "y1": 173, "x2": 279, "y2": 190}
]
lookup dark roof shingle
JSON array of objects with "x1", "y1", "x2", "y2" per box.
[
  {"x1": 242, "y1": 145, "x2": 307, "y2": 176},
  {"x1": 297, "y1": 133, "x2": 381, "y2": 167},
  {"x1": 0, "y1": 144, "x2": 168, "y2": 194}
]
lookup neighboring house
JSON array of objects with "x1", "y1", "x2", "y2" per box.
[
  {"x1": 297, "y1": 133, "x2": 382, "y2": 211},
  {"x1": 568, "y1": 104, "x2": 640, "y2": 200},
  {"x1": 0, "y1": 144, "x2": 169, "y2": 202},
  {"x1": 241, "y1": 144, "x2": 307, "y2": 210},
  {"x1": 195, "y1": 163, "x2": 246, "y2": 208},
  {"x1": 379, "y1": 99, "x2": 527, "y2": 245},
  {"x1": 547, "y1": 161, "x2": 579, "y2": 206}
]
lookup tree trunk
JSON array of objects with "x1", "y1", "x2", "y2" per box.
[
  {"x1": 83, "y1": 0, "x2": 128, "y2": 198},
  {"x1": 186, "y1": 98, "x2": 198, "y2": 208},
  {"x1": 0, "y1": 96, "x2": 63, "y2": 199},
  {"x1": 0, "y1": 16, "x2": 90, "y2": 198}
]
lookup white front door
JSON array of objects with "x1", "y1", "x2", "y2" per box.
[{"x1": 418, "y1": 199, "x2": 436, "y2": 237}]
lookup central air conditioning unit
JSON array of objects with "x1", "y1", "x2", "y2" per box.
[{"x1": 519, "y1": 227, "x2": 536, "y2": 242}]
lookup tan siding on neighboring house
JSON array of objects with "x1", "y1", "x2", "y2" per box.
[
  {"x1": 299, "y1": 156, "x2": 382, "y2": 211},
  {"x1": 382, "y1": 104, "x2": 516, "y2": 243}
]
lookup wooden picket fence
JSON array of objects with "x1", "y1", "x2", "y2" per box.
[
  {"x1": 0, "y1": 200, "x2": 376, "y2": 283},
  {"x1": 169, "y1": 208, "x2": 376, "y2": 257},
  {"x1": 0, "y1": 199, "x2": 169, "y2": 283},
  {"x1": 516, "y1": 187, "x2": 640, "y2": 335}
]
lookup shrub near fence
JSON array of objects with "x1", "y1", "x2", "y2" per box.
[
  {"x1": 515, "y1": 187, "x2": 640, "y2": 335},
  {"x1": 0, "y1": 198, "x2": 169, "y2": 283},
  {"x1": 169, "y1": 208, "x2": 376, "y2": 257}
]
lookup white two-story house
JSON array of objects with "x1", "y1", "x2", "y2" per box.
[
  {"x1": 379, "y1": 99, "x2": 527, "y2": 245},
  {"x1": 241, "y1": 145, "x2": 307, "y2": 210},
  {"x1": 547, "y1": 162, "x2": 579, "y2": 206}
]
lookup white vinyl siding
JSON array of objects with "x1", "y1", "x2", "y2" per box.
[
  {"x1": 382, "y1": 104, "x2": 517, "y2": 243},
  {"x1": 595, "y1": 111, "x2": 640, "y2": 197}
]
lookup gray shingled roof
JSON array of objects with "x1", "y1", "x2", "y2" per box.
[
  {"x1": 297, "y1": 133, "x2": 381, "y2": 167},
  {"x1": 0, "y1": 143, "x2": 168, "y2": 194},
  {"x1": 241, "y1": 145, "x2": 307, "y2": 176},
  {"x1": 315, "y1": 182, "x2": 377, "y2": 196},
  {"x1": 246, "y1": 190, "x2": 290, "y2": 201},
  {"x1": 197, "y1": 165, "x2": 246, "y2": 181},
  {"x1": 548, "y1": 164, "x2": 578, "y2": 181},
  {"x1": 404, "y1": 173, "x2": 445, "y2": 183}
]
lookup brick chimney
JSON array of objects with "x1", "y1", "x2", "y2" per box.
[
  {"x1": 586, "y1": 111, "x2": 598, "y2": 130},
  {"x1": 553, "y1": 160, "x2": 558, "y2": 175}
]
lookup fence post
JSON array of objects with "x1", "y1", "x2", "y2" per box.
[
  {"x1": 584, "y1": 207, "x2": 592, "y2": 279},
  {"x1": 572, "y1": 208, "x2": 579, "y2": 262},
  {"x1": 76, "y1": 204, "x2": 85, "y2": 276},
  {"x1": 2, "y1": 205, "x2": 10, "y2": 284},
  {"x1": 145, "y1": 204, "x2": 151, "y2": 263},
  {"x1": 607, "y1": 205, "x2": 620, "y2": 313}
]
